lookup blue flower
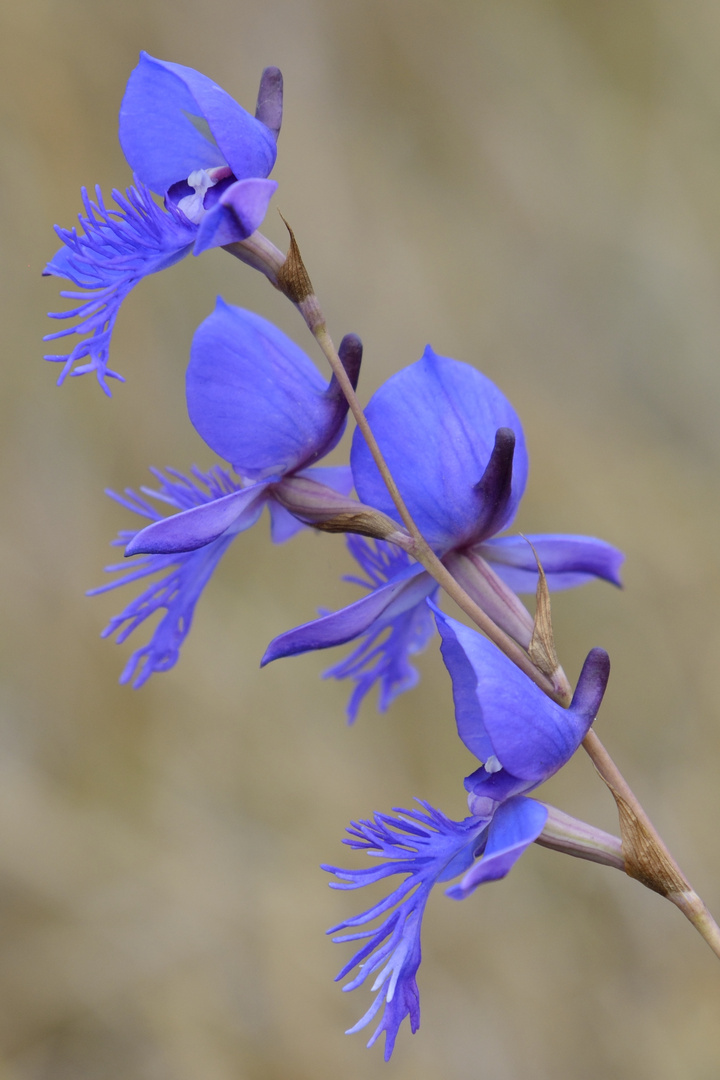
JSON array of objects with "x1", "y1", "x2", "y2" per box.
[
  {"x1": 326, "y1": 611, "x2": 610, "y2": 1058},
  {"x1": 263, "y1": 348, "x2": 623, "y2": 715},
  {"x1": 44, "y1": 53, "x2": 282, "y2": 393},
  {"x1": 433, "y1": 609, "x2": 609, "y2": 813},
  {"x1": 92, "y1": 302, "x2": 363, "y2": 685}
]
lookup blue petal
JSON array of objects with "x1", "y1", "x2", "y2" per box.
[
  {"x1": 351, "y1": 347, "x2": 528, "y2": 552},
  {"x1": 463, "y1": 766, "x2": 531, "y2": 803},
  {"x1": 446, "y1": 796, "x2": 548, "y2": 897},
  {"x1": 44, "y1": 184, "x2": 196, "y2": 393},
  {"x1": 125, "y1": 482, "x2": 270, "y2": 555},
  {"x1": 192, "y1": 178, "x2": 277, "y2": 254},
  {"x1": 434, "y1": 610, "x2": 607, "y2": 783},
  {"x1": 88, "y1": 467, "x2": 249, "y2": 686},
  {"x1": 187, "y1": 300, "x2": 351, "y2": 478},
  {"x1": 298, "y1": 465, "x2": 354, "y2": 496},
  {"x1": 262, "y1": 559, "x2": 434, "y2": 662},
  {"x1": 478, "y1": 534, "x2": 625, "y2": 592},
  {"x1": 119, "y1": 52, "x2": 277, "y2": 195},
  {"x1": 325, "y1": 802, "x2": 487, "y2": 1060}
]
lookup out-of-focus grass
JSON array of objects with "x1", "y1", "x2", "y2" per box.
[{"x1": 1, "y1": 1, "x2": 720, "y2": 1076}]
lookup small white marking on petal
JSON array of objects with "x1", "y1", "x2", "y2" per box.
[
  {"x1": 484, "y1": 754, "x2": 502, "y2": 774},
  {"x1": 177, "y1": 169, "x2": 218, "y2": 224}
]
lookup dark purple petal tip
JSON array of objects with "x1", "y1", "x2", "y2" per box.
[
  {"x1": 255, "y1": 66, "x2": 284, "y2": 139},
  {"x1": 336, "y1": 333, "x2": 363, "y2": 391},
  {"x1": 471, "y1": 426, "x2": 516, "y2": 543},
  {"x1": 570, "y1": 647, "x2": 610, "y2": 725}
]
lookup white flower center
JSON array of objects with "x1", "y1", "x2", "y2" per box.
[
  {"x1": 177, "y1": 169, "x2": 218, "y2": 224},
  {"x1": 484, "y1": 754, "x2": 502, "y2": 774}
]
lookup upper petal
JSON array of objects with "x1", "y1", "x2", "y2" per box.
[
  {"x1": 119, "y1": 52, "x2": 277, "y2": 194},
  {"x1": 434, "y1": 610, "x2": 608, "y2": 783},
  {"x1": 186, "y1": 300, "x2": 351, "y2": 478},
  {"x1": 478, "y1": 534, "x2": 625, "y2": 592},
  {"x1": 351, "y1": 347, "x2": 528, "y2": 552}
]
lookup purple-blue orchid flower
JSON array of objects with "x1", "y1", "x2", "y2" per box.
[
  {"x1": 326, "y1": 608, "x2": 610, "y2": 1059},
  {"x1": 89, "y1": 300, "x2": 364, "y2": 686},
  {"x1": 44, "y1": 52, "x2": 282, "y2": 394},
  {"x1": 263, "y1": 347, "x2": 623, "y2": 719}
]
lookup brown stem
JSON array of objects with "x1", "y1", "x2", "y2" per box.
[{"x1": 581, "y1": 728, "x2": 720, "y2": 958}]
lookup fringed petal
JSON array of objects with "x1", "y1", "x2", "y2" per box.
[
  {"x1": 44, "y1": 183, "x2": 196, "y2": 393},
  {"x1": 324, "y1": 801, "x2": 487, "y2": 1060},
  {"x1": 88, "y1": 467, "x2": 254, "y2": 686}
]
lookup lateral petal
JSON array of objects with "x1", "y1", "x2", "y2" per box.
[
  {"x1": 125, "y1": 482, "x2": 269, "y2": 555},
  {"x1": 88, "y1": 466, "x2": 249, "y2": 687},
  {"x1": 478, "y1": 533, "x2": 625, "y2": 592},
  {"x1": 192, "y1": 178, "x2": 277, "y2": 254},
  {"x1": 446, "y1": 796, "x2": 548, "y2": 897},
  {"x1": 261, "y1": 563, "x2": 433, "y2": 662}
]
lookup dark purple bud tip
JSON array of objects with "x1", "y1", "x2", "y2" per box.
[
  {"x1": 471, "y1": 427, "x2": 516, "y2": 541},
  {"x1": 337, "y1": 333, "x2": 362, "y2": 390},
  {"x1": 255, "y1": 67, "x2": 284, "y2": 140},
  {"x1": 570, "y1": 647, "x2": 610, "y2": 724}
]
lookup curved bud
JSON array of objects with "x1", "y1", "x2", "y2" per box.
[
  {"x1": 255, "y1": 66, "x2": 284, "y2": 139},
  {"x1": 570, "y1": 648, "x2": 610, "y2": 725},
  {"x1": 337, "y1": 333, "x2": 362, "y2": 390},
  {"x1": 324, "y1": 333, "x2": 363, "y2": 409},
  {"x1": 472, "y1": 427, "x2": 516, "y2": 542}
]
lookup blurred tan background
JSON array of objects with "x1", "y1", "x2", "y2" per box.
[{"x1": 3, "y1": 0, "x2": 720, "y2": 1076}]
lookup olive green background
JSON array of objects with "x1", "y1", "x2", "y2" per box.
[{"x1": 2, "y1": 1, "x2": 720, "y2": 1076}]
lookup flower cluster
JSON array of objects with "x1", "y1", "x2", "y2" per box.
[{"x1": 46, "y1": 54, "x2": 632, "y2": 1061}]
